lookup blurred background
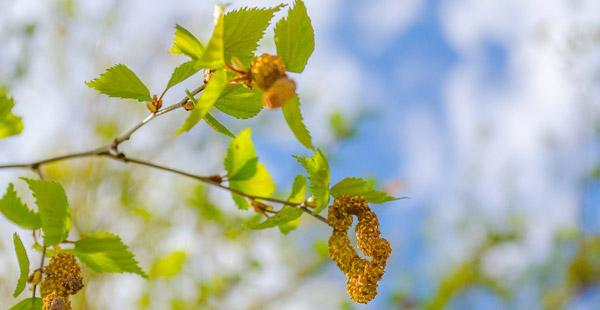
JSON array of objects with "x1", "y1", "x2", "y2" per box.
[{"x1": 1, "y1": 0, "x2": 599, "y2": 309}]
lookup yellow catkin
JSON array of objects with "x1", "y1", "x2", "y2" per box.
[
  {"x1": 42, "y1": 291, "x2": 71, "y2": 310},
  {"x1": 41, "y1": 252, "x2": 84, "y2": 298},
  {"x1": 327, "y1": 195, "x2": 392, "y2": 304}
]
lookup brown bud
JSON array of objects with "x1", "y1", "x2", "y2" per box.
[{"x1": 207, "y1": 175, "x2": 223, "y2": 184}]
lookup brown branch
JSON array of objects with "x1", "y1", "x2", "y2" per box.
[
  {"x1": 0, "y1": 82, "x2": 329, "y2": 226},
  {"x1": 103, "y1": 153, "x2": 329, "y2": 224}
]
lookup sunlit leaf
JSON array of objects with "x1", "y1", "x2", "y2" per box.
[
  {"x1": 13, "y1": 233, "x2": 29, "y2": 298},
  {"x1": 0, "y1": 87, "x2": 24, "y2": 139},
  {"x1": 279, "y1": 174, "x2": 307, "y2": 234},
  {"x1": 329, "y1": 177, "x2": 399, "y2": 204},
  {"x1": 282, "y1": 95, "x2": 313, "y2": 150},
  {"x1": 224, "y1": 129, "x2": 275, "y2": 209},
  {"x1": 75, "y1": 231, "x2": 147, "y2": 278},
  {"x1": 214, "y1": 85, "x2": 263, "y2": 119},
  {"x1": 197, "y1": 5, "x2": 225, "y2": 69},
  {"x1": 23, "y1": 178, "x2": 71, "y2": 246},
  {"x1": 250, "y1": 206, "x2": 303, "y2": 230},
  {"x1": 274, "y1": 0, "x2": 314, "y2": 73},
  {"x1": 166, "y1": 61, "x2": 202, "y2": 90},
  {"x1": 0, "y1": 183, "x2": 41, "y2": 230},
  {"x1": 170, "y1": 24, "x2": 205, "y2": 59},
  {"x1": 294, "y1": 150, "x2": 330, "y2": 214},
  {"x1": 150, "y1": 251, "x2": 187, "y2": 279},
  {"x1": 85, "y1": 64, "x2": 152, "y2": 102},
  {"x1": 223, "y1": 5, "x2": 283, "y2": 66},
  {"x1": 175, "y1": 69, "x2": 228, "y2": 135}
]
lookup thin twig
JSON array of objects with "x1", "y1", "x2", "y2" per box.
[
  {"x1": 0, "y1": 81, "x2": 329, "y2": 225},
  {"x1": 111, "y1": 84, "x2": 205, "y2": 147},
  {"x1": 103, "y1": 153, "x2": 329, "y2": 224}
]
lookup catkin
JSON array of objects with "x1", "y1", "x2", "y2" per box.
[
  {"x1": 40, "y1": 252, "x2": 84, "y2": 309},
  {"x1": 328, "y1": 195, "x2": 391, "y2": 304}
]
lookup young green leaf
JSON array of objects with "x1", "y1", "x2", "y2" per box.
[
  {"x1": 224, "y1": 129, "x2": 275, "y2": 209},
  {"x1": 166, "y1": 61, "x2": 202, "y2": 90},
  {"x1": 282, "y1": 95, "x2": 314, "y2": 150},
  {"x1": 329, "y1": 177, "x2": 399, "y2": 204},
  {"x1": 278, "y1": 174, "x2": 307, "y2": 234},
  {"x1": 23, "y1": 179, "x2": 71, "y2": 246},
  {"x1": 85, "y1": 64, "x2": 152, "y2": 102},
  {"x1": 0, "y1": 183, "x2": 41, "y2": 230},
  {"x1": 0, "y1": 87, "x2": 24, "y2": 140},
  {"x1": 214, "y1": 85, "x2": 263, "y2": 119},
  {"x1": 196, "y1": 5, "x2": 225, "y2": 69},
  {"x1": 274, "y1": 0, "x2": 314, "y2": 73},
  {"x1": 149, "y1": 251, "x2": 187, "y2": 279},
  {"x1": 294, "y1": 150, "x2": 330, "y2": 214},
  {"x1": 8, "y1": 298, "x2": 42, "y2": 310},
  {"x1": 249, "y1": 175, "x2": 306, "y2": 232},
  {"x1": 204, "y1": 113, "x2": 235, "y2": 138},
  {"x1": 13, "y1": 233, "x2": 29, "y2": 298},
  {"x1": 250, "y1": 206, "x2": 303, "y2": 230},
  {"x1": 175, "y1": 69, "x2": 228, "y2": 135},
  {"x1": 75, "y1": 231, "x2": 147, "y2": 278},
  {"x1": 170, "y1": 24, "x2": 205, "y2": 59},
  {"x1": 225, "y1": 128, "x2": 258, "y2": 180},
  {"x1": 223, "y1": 5, "x2": 283, "y2": 66}
]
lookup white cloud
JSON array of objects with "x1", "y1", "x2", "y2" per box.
[{"x1": 353, "y1": 0, "x2": 425, "y2": 53}]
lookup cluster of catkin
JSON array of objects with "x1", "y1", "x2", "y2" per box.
[
  {"x1": 328, "y1": 195, "x2": 391, "y2": 304},
  {"x1": 40, "y1": 253, "x2": 84, "y2": 310}
]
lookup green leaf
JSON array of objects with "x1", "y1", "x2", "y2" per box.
[
  {"x1": 214, "y1": 85, "x2": 263, "y2": 119},
  {"x1": 249, "y1": 175, "x2": 306, "y2": 232},
  {"x1": 150, "y1": 251, "x2": 187, "y2": 279},
  {"x1": 293, "y1": 150, "x2": 330, "y2": 214},
  {"x1": 85, "y1": 64, "x2": 152, "y2": 102},
  {"x1": 170, "y1": 24, "x2": 205, "y2": 59},
  {"x1": 224, "y1": 129, "x2": 275, "y2": 209},
  {"x1": 196, "y1": 5, "x2": 225, "y2": 69},
  {"x1": 33, "y1": 243, "x2": 58, "y2": 258},
  {"x1": 223, "y1": 5, "x2": 283, "y2": 66},
  {"x1": 174, "y1": 69, "x2": 228, "y2": 135},
  {"x1": 279, "y1": 174, "x2": 307, "y2": 234},
  {"x1": 274, "y1": 0, "x2": 315, "y2": 73},
  {"x1": 250, "y1": 206, "x2": 303, "y2": 230},
  {"x1": 13, "y1": 233, "x2": 29, "y2": 298},
  {"x1": 288, "y1": 174, "x2": 307, "y2": 204},
  {"x1": 282, "y1": 95, "x2": 313, "y2": 150},
  {"x1": 204, "y1": 113, "x2": 235, "y2": 138},
  {"x1": 9, "y1": 298, "x2": 42, "y2": 310},
  {"x1": 23, "y1": 179, "x2": 71, "y2": 246},
  {"x1": 0, "y1": 87, "x2": 24, "y2": 140},
  {"x1": 225, "y1": 128, "x2": 258, "y2": 180},
  {"x1": 329, "y1": 177, "x2": 399, "y2": 204},
  {"x1": 75, "y1": 231, "x2": 147, "y2": 278},
  {"x1": 166, "y1": 61, "x2": 202, "y2": 90},
  {"x1": 0, "y1": 183, "x2": 41, "y2": 230}
]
